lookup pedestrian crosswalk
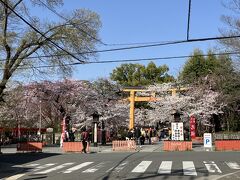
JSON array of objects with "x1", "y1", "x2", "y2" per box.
[{"x1": 13, "y1": 160, "x2": 240, "y2": 177}]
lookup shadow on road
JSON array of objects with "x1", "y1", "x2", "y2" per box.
[{"x1": 0, "y1": 153, "x2": 61, "y2": 179}]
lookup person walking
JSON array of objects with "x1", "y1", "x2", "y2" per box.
[{"x1": 81, "y1": 127, "x2": 88, "y2": 153}]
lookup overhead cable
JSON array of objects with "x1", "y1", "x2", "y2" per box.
[
  {"x1": 187, "y1": 0, "x2": 192, "y2": 40},
  {"x1": 0, "y1": 0, "x2": 85, "y2": 63},
  {"x1": 0, "y1": 51, "x2": 238, "y2": 70},
  {"x1": 38, "y1": 0, "x2": 107, "y2": 46}
]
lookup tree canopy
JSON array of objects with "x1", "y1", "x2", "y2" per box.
[
  {"x1": 179, "y1": 49, "x2": 223, "y2": 84},
  {"x1": 110, "y1": 61, "x2": 175, "y2": 86},
  {"x1": 0, "y1": 0, "x2": 101, "y2": 101}
]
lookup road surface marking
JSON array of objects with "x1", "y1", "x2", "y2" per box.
[
  {"x1": 63, "y1": 162, "x2": 93, "y2": 173},
  {"x1": 182, "y1": 161, "x2": 197, "y2": 176},
  {"x1": 204, "y1": 161, "x2": 222, "y2": 173},
  {"x1": 5, "y1": 174, "x2": 25, "y2": 180},
  {"x1": 31, "y1": 163, "x2": 56, "y2": 171},
  {"x1": 82, "y1": 162, "x2": 106, "y2": 173},
  {"x1": 12, "y1": 163, "x2": 39, "y2": 168},
  {"x1": 158, "y1": 161, "x2": 172, "y2": 174},
  {"x1": 34, "y1": 163, "x2": 74, "y2": 174},
  {"x1": 131, "y1": 161, "x2": 152, "y2": 173},
  {"x1": 106, "y1": 161, "x2": 129, "y2": 173},
  {"x1": 225, "y1": 162, "x2": 240, "y2": 169}
]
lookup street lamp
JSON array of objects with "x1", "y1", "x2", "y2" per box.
[
  {"x1": 38, "y1": 100, "x2": 42, "y2": 141},
  {"x1": 91, "y1": 111, "x2": 100, "y2": 147}
]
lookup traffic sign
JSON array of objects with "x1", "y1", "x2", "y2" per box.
[{"x1": 204, "y1": 133, "x2": 212, "y2": 148}]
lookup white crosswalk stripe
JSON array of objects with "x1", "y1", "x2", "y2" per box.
[
  {"x1": 158, "y1": 161, "x2": 172, "y2": 174},
  {"x1": 82, "y1": 162, "x2": 106, "y2": 173},
  {"x1": 204, "y1": 161, "x2": 222, "y2": 173},
  {"x1": 12, "y1": 160, "x2": 240, "y2": 176},
  {"x1": 106, "y1": 161, "x2": 129, "y2": 173},
  {"x1": 225, "y1": 162, "x2": 240, "y2": 169},
  {"x1": 34, "y1": 162, "x2": 74, "y2": 174},
  {"x1": 182, "y1": 161, "x2": 197, "y2": 176},
  {"x1": 63, "y1": 162, "x2": 93, "y2": 174},
  {"x1": 31, "y1": 163, "x2": 56, "y2": 172},
  {"x1": 131, "y1": 161, "x2": 152, "y2": 173}
]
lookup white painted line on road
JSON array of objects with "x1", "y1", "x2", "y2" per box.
[
  {"x1": 204, "y1": 161, "x2": 222, "y2": 173},
  {"x1": 25, "y1": 163, "x2": 40, "y2": 167},
  {"x1": 105, "y1": 167, "x2": 114, "y2": 173},
  {"x1": 31, "y1": 163, "x2": 56, "y2": 172},
  {"x1": 182, "y1": 161, "x2": 197, "y2": 176},
  {"x1": 225, "y1": 162, "x2": 240, "y2": 169},
  {"x1": 5, "y1": 173, "x2": 25, "y2": 180},
  {"x1": 106, "y1": 161, "x2": 129, "y2": 173},
  {"x1": 158, "y1": 161, "x2": 172, "y2": 174},
  {"x1": 34, "y1": 162, "x2": 74, "y2": 174},
  {"x1": 12, "y1": 163, "x2": 39, "y2": 168},
  {"x1": 82, "y1": 162, "x2": 106, "y2": 173},
  {"x1": 131, "y1": 161, "x2": 152, "y2": 173},
  {"x1": 203, "y1": 161, "x2": 215, "y2": 164},
  {"x1": 63, "y1": 162, "x2": 93, "y2": 174}
]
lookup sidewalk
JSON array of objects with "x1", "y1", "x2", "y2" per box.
[{"x1": 0, "y1": 142, "x2": 213, "y2": 154}]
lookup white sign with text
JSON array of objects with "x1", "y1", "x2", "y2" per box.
[
  {"x1": 204, "y1": 133, "x2": 212, "y2": 148},
  {"x1": 171, "y1": 122, "x2": 184, "y2": 141}
]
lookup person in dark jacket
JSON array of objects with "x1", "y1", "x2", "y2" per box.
[{"x1": 81, "y1": 127, "x2": 88, "y2": 153}]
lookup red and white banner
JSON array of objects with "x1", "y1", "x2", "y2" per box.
[
  {"x1": 60, "y1": 117, "x2": 66, "y2": 147},
  {"x1": 190, "y1": 115, "x2": 196, "y2": 139}
]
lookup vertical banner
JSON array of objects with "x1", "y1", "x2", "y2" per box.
[
  {"x1": 171, "y1": 122, "x2": 184, "y2": 140},
  {"x1": 190, "y1": 115, "x2": 196, "y2": 139},
  {"x1": 60, "y1": 117, "x2": 66, "y2": 147}
]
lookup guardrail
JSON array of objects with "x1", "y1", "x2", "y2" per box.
[
  {"x1": 63, "y1": 142, "x2": 90, "y2": 153},
  {"x1": 17, "y1": 142, "x2": 43, "y2": 152},
  {"x1": 163, "y1": 141, "x2": 192, "y2": 151},
  {"x1": 215, "y1": 140, "x2": 240, "y2": 151},
  {"x1": 112, "y1": 140, "x2": 136, "y2": 151}
]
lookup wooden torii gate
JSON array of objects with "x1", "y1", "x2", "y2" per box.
[{"x1": 123, "y1": 87, "x2": 187, "y2": 130}]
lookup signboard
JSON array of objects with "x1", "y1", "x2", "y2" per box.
[
  {"x1": 204, "y1": 133, "x2": 212, "y2": 148},
  {"x1": 171, "y1": 122, "x2": 184, "y2": 141},
  {"x1": 190, "y1": 116, "x2": 196, "y2": 139}
]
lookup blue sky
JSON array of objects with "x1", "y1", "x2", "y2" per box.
[{"x1": 36, "y1": 0, "x2": 233, "y2": 81}]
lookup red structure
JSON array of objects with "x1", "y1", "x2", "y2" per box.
[{"x1": 190, "y1": 115, "x2": 196, "y2": 139}]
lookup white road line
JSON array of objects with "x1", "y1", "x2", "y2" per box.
[
  {"x1": 63, "y1": 162, "x2": 93, "y2": 174},
  {"x1": 106, "y1": 167, "x2": 114, "y2": 173},
  {"x1": 12, "y1": 164, "x2": 39, "y2": 168},
  {"x1": 106, "y1": 161, "x2": 129, "y2": 173},
  {"x1": 131, "y1": 161, "x2": 152, "y2": 173},
  {"x1": 182, "y1": 161, "x2": 197, "y2": 176},
  {"x1": 34, "y1": 163, "x2": 74, "y2": 174},
  {"x1": 5, "y1": 173, "x2": 25, "y2": 180},
  {"x1": 225, "y1": 162, "x2": 240, "y2": 169},
  {"x1": 31, "y1": 163, "x2": 56, "y2": 172},
  {"x1": 204, "y1": 161, "x2": 222, "y2": 173},
  {"x1": 158, "y1": 161, "x2": 172, "y2": 174},
  {"x1": 25, "y1": 163, "x2": 40, "y2": 167},
  {"x1": 82, "y1": 162, "x2": 106, "y2": 173}
]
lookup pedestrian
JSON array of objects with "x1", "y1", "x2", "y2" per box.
[{"x1": 81, "y1": 127, "x2": 88, "y2": 153}]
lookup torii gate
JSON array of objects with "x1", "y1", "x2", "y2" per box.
[{"x1": 123, "y1": 87, "x2": 187, "y2": 130}]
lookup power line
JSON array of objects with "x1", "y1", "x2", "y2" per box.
[
  {"x1": 38, "y1": 0, "x2": 107, "y2": 46},
  {"x1": 187, "y1": 0, "x2": 192, "y2": 40},
  {"x1": 84, "y1": 35, "x2": 240, "y2": 54},
  {"x1": 1, "y1": 51, "x2": 238, "y2": 70},
  {"x1": 0, "y1": 0, "x2": 85, "y2": 63},
  {"x1": 0, "y1": 34, "x2": 240, "y2": 63},
  {"x1": 1, "y1": 0, "x2": 240, "y2": 61}
]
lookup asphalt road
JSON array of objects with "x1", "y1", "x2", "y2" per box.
[{"x1": 1, "y1": 152, "x2": 240, "y2": 180}]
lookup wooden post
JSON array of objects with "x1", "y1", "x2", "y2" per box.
[{"x1": 129, "y1": 91, "x2": 135, "y2": 130}]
